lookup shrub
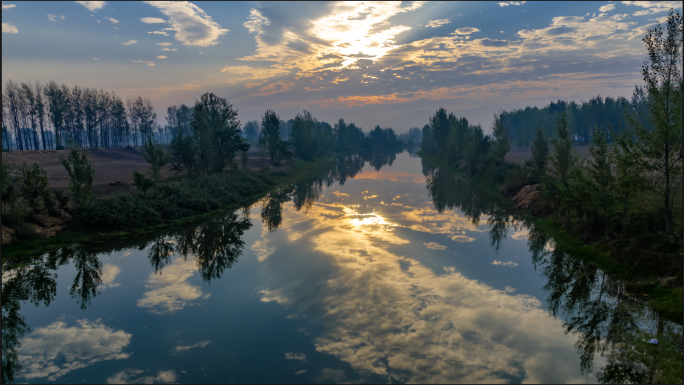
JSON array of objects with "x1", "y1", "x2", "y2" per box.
[
  {"x1": 14, "y1": 163, "x2": 50, "y2": 211},
  {"x1": 60, "y1": 146, "x2": 95, "y2": 207},
  {"x1": 52, "y1": 190, "x2": 70, "y2": 210}
]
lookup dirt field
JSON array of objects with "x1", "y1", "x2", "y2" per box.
[
  {"x1": 505, "y1": 144, "x2": 590, "y2": 165},
  {"x1": 2, "y1": 147, "x2": 272, "y2": 197}
]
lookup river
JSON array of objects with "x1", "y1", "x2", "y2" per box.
[{"x1": 2, "y1": 150, "x2": 681, "y2": 384}]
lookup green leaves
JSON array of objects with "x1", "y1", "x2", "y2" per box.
[{"x1": 59, "y1": 145, "x2": 95, "y2": 207}]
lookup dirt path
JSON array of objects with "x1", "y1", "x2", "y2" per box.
[{"x1": 3, "y1": 147, "x2": 272, "y2": 197}]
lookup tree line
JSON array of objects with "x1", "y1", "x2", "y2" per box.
[
  {"x1": 1, "y1": 80, "x2": 165, "y2": 151},
  {"x1": 420, "y1": 9, "x2": 682, "y2": 279}
]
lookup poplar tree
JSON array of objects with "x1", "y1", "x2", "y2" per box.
[{"x1": 260, "y1": 110, "x2": 283, "y2": 165}]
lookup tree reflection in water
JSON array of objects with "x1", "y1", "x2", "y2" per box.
[{"x1": 421, "y1": 158, "x2": 683, "y2": 384}]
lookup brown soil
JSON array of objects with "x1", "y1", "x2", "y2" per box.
[{"x1": 3, "y1": 147, "x2": 272, "y2": 197}]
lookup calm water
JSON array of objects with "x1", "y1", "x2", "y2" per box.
[{"x1": 3, "y1": 150, "x2": 681, "y2": 384}]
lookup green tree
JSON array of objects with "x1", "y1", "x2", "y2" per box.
[
  {"x1": 1, "y1": 159, "x2": 15, "y2": 212},
  {"x1": 550, "y1": 113, "x2": 579, "y2": 186},
  {"x1": 168, "y1": 131, "x2": 197, "y2": 175},
  {"x1": 59, "y1": 145, "x2": 95, "y2": 206},
  {"x1": 586, "y1": 126, "x2": 615, "y2": 238},
  {"x1": 490, "y1": 113, "x2": 512, "y2": 166},
  {"x1": 290, "y1": 111, "x2": 315, "y2": 160},
  {"x1": 611, "y1": 130, "x2": 645, "y2": 220},
  {"x1": 14, "y1": 163, "x2": 49, "y2": 211},
  {"x1": 621, "y1": 9, "x2": 683, "y2": 234},
  {"x1": 260, "y1": 110, "x2": 283, "y2": 165},
  {"x1": 142, "y1": 136, "x2": 170, "y2": 181},
  {"x1": 530, "y1": 122, "x2": 549, "y2": 179}
]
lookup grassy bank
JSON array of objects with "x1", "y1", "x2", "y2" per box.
[
  {"x1": 418, "y1": 151, "x2": 683, "y2": 322},
  {"x1": 2, "y1": 154, "x2": 341, "y2": 260}
]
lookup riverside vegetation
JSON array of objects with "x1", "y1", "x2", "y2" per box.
[
  {"x1": 1, "y1": 91, "x2": 407, "y2": 254},
  {"x1": 419, "y1": 10, "x2": 682, "y2": 311}
]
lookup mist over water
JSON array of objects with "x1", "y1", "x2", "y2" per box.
[{"x1": 3, "y1": 150, "x2": 680, "y2": 384}]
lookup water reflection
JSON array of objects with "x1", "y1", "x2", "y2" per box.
[{"x1": 2, "y1": 150, "x2": 681, "y2": 384}]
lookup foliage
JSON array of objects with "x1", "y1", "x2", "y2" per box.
[
  {"x1": 142, "y1": 136, "x2": 170, "y2": 181},
  {"x1": 586, "y1": 126, "x2": 616, "y2": 238},
  {"x1": 59, "y1": 145, "x2": 94, "y2": 207},
  {"x1": 490, "y1": 113, "x2": 512, "y2": 166},
  {"x1": 14, "y1": 163, "x2": 49, "y2": 211},
  {"x1": 549, "y1": 113, "x2": 579, "y2": 186},
  {"x1": 2, "y1": 159, "x2": 16, "y2": 210},
  {"x1": 133, "y1": 170, "x2": 155, "y2": 193},
  {"x1": 260, "y1": 110, "x2": 283, "y2": 165},
  {"x1": 529, "y1": 122, "x2": 550, "y2": 181},
  {"x1": 74, "y1": 170, "x2": 273, "y2": 231},
  {"x1": 52, "y1": 190, "x2": 70, "y2": 210},
  {"x1": 620, "y1": 9, "x2": 683, "y2": 235}
]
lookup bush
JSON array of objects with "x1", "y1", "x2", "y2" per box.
[
  {"x1": 500, "y1": 166, "x2": 526, "y2": 197},
  {"x1": 73, "y1": 170, "x2": 273, "y2": 231},
  {"x1": 14, "y1": 163, "x2": 50, "y2": 211},
  {"x1": 53, "y1": 190, "x2": 70, "y2": 210},
  {"x1": 60, "y1": 146, "x2": 95, "y2": 207}
]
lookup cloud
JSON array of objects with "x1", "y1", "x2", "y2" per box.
[
  {"x1": 174, "y1": 341, "x2": 210, "y2": 354},
  {"x1": 497, "y1": 1, "x2": 526, "y2": 6},
  {"x1": 491, "y1": 260, "x2": 518, "y2": 267},
  {"x1": 2, "y1": 3, "x2": 16, "y2": 9},
  {"x1": 424, "y1": 242, "x2": 447, "y2": 250},
  {"x1": 17, "y1": 319, "x2": 131, "y2": 381},
  {"x1": 107, "y1": 369, "x2": 177, "y2": 384},
  {"x1": 2, "y1": 22, "x2": 18, "y2": 33},
  {"x1": 156, "y1": 42, "x2": 172, "y2": 46},
  {"x1": 251, "y1": 240, "x2": 275, "y2": 262},
  {"x1": 61, "y1": 14, "x2": 65, "y2": 19},
  {"x1": 285, "y1": 352, "x2": 307, "y2": 361},
  {"x1": 137, "y1": 256, "x2": 208, "y2": 314},
  {"x1": 99, "y1": 264, "x2": 121, "y2": 289},
  {"x1": 599, "y1": 3, "x2": 616, "y2": 12},
  {"x1": 453, "y1": 27, "x2": 480, "y2": 35},
  {"x1": 148, "y1": 30, "x2": 170, "y2": 36},
  {"x1": 93, "y1": 57, "x2": 99, "y2": 60},
  {"x1": 425, "y1": 18, "x2": 451, "y2": 28},
  {"x1": 105, "y1": 17, "x2": 119, "y2": 24},
  {"x1": 156, "y1": 55, "x2": 167, "y2": 59},
  {"x1": 140, "y1": 17, "x2": 166, "y2": 24},
  {"x1": 131, "y1": 60, "x2": 155, "y2": 67},
  {"x1": 144, "y1": 1, "x2": 228, "y2": 46},
  {"x1": 47, "y1": 14, "x2": 57, "y2": 22},
  {"x1": 220, "y1": 65, "x2": 291, "y2": 85},
  {"x1": 160, "y1": 47, "x2": 177, "y2": 51},
  {"x1": 75, "y1": 1, "x2": 106, "y2": 12},
  {"x1": 121, "y1": 40, "x2": 137, "y2": 45}
]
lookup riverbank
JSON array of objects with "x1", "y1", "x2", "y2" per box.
[
  {"x1": 2, "y1": 153, "x2": 341, "y2": 260},
  {"x1": 417, "y1": 151, "x2": 683, "y2": 322}
]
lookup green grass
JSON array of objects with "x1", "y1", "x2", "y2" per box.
[
  {"x1": 417, "y1": 151, "x2": 683, "y2": 322},
  {"x1": 3, "y1": 154, "x2": 342, "y2": 261}
]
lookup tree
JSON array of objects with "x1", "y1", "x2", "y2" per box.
[
  {"x1": 586, "y1": 126, "x2": 615, "y2": 238},
  {"x1": 242, "y1": 120, "x2": 260, "y2": 143},
  {"x1": 621, "y1": 9, "x2": 683, "y2": 235},
  {"x1": 192, "y1": 93, "x2": 247, "y2": 174},
  {"x1": 15, "y1": 163, "x2": 50, "y2": 211},
  {"x1": 490, "y1": 113, "x2": 512, "y2": 166},
  {"x1": 549, "y1": 113, "x2": 579, "y2": 186},
  {"x1": 2, "y1": 159, "x2": 16, "y2": 212},
  {"x1": 291, "y1": 111, "x2": 316, "y2": 160},
  {"x1": 142, "y1": 136, "x2": 170, "y2": 181},
  {"x1": 59, "y1": 144, "x2": 95, "y2": 206},
  {"x1": 260, "y1": 110, "x2": 283, "y2": 165},
  {"x1": 530, "y1": 122, "x2": 549, "y2": 179}
]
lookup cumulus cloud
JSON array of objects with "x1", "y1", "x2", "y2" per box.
[
  {"x1": 105, "y1": 17, "x2": 119, "y2": 24},
  {"x1": 491, "y1": 260, "x2": 518, "y2": 267},
  {"x1": 160, "y1": 47, "x2": 177, "y2": 51},
  {"x1": 424, "y1": 242, "x2": 447, "y2": 250},
  {"x1": 156, "y1": 55, "x2": 167, "y2": 59},
  {"x1": 144, "y1": 1, "x2": 228, "y2": 46},
  {"x1": 47, "y1": 14, "x2": 57, "y2": 22},
  {"x1": 148, "y1": 30, "x2": 170, "y2": 36},
  {"x1": 2, "y1": 22, "x2": 18, "y2": 33},
  {"x1": 121, "y1": 40, "x2": 137, "y2": 45},
  {"x1": 174, "y1": 341, "x2": 210, "y2": 354},
  {"x1": 140, "y1": 17, "x2": 166, "y2": 24},
  {"x1": 425, "y1": 18, "x2": 451, "y2": 28},
  {"x1": 137, "y1": 257, "x2": 209, "y2": 314},
  {"x1": 131, "y1": 60, "x2": 155, "y2": 66},
  {"x1": 453, "y1": 27, "x2": 480, "y2": 35},
  {"x1": 251, "y1": 240, "x2": 275, "y2": 262},
  {"x1": 2, "y1": 3, "x2": 16, "y2": 9},
  {"x1": 156, "y1": 42, "x2": 172, "y2": 46},
  {"x1": 75, "y1": 1, "x2": 106, "y2": 12},
  {"x1": 107, "y1": 369, "x2": 177, "y2": 384},
  {"x1": 285, "y1": 352, "x2": 306, "y2": 361},
  {"x1": 599, "y1": 3, "x2": 616, "y2": 12},
  {"x1": 497, "y1": 1, "x2": 526, "y2": 6},
  {"x1": 17, "y1": 319, "x2": 131, "y2": 381},
  {"x1": 99, "y1": 264, "x2": 121, "y2": 289}
]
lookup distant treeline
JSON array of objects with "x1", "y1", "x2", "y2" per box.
[{"x1": 500, "y1": 88, "x2": 652, "y2": 146}]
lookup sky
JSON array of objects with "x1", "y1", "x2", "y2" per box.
[{"x1": 2, "y1": 1, "x2": 681, "y2": 133}]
